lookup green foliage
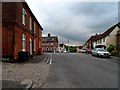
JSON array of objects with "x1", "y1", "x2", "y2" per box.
[
  {"x1": 111, "y1": 50, "x2": 119, "y2": 56},
  {"x1": 107, "y1": 44, "x2": 115, "y2": 53},
  {"x1": 69, "y1": 46, "x2": 77, "y2": 52}
]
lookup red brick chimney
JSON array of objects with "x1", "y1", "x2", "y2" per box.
[{"x1": 48, "y1": 33, "x2": 51, "y2": 37}]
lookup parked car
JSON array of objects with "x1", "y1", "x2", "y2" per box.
[
  {"x1": 92, "y1": 48, "x2": 110, "y2": 58},
  {"x1": 85, "y1": 49, "x2": 92, "y2": 54},
  {"x1": 79, "y1": 49, "x2": 86, "y2": 53}
]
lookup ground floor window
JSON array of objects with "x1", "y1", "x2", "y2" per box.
[
  {"x1": 46, "y1": 47, "x2": 49, "y2": 51},
  {"x1": 34, "y1": 39, "x2": 36, "y2": 51},
  {"x1": 22, "y1": 34, "x2": 26, "y2": 51}
]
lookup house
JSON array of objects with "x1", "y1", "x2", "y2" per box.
[
  {"x1": 94, "y1": 22, "x2": 120, "y2": 49},
  {"x1": 42, "y1": 33, "x2": 58, "y2": 52},
  {"x1": 2, "y1": 2, "x2": 43, "y2": 60},
  {"x1": 58, "y1": 44, "x2": 66, "y2": 53},
  {"x1": 83, "y1": 34, "x2": 101, "y2": 49},
  {"x1": 64, "y1": 43, "x2": 82, "y2": 52},
  {"x1": 84, "y1": 22, "x2": 120, "y2": 50},
  {"x1": 117, "y1": 30, "x2": 120, "y2": 52}
]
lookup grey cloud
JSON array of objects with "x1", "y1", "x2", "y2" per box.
[{"x1": 26, "y1": 1, "x2": 118, "y2": 45}]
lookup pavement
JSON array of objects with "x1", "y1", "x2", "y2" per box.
[
  {"x1": 111, "y1": 56, "x2": 120, "y2": 60},
  {"x1": 2, "y1": 53, "x2": 50, "y2": 89}
]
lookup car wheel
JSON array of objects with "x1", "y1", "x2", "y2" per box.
[{"x1": 97, "y1": 53, "x2": 100, "y2": 57}]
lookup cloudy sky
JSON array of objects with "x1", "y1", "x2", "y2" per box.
[{"x1": 26, "y1": 0, "x2": 118, "y2": 45}]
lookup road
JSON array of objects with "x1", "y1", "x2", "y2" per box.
[{"x1": 42, "y1": 53, "x2": 119, "y2": 88}]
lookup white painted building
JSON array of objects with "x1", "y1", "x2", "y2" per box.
[{"x1": 95, "y1": 23, "x2": 120, "y2": 48}]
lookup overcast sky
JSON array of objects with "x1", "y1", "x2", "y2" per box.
[{"x1": 26, "y1": 0, "x2": 118, "y2": 45}]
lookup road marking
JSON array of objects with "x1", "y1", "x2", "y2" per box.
[{"x1": 50, "y1": 60, "x2": 52, "y2": 64}]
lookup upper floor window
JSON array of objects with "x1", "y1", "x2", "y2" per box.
[
  {"x1": 34, "y1": 22, "x2": 36, "y2": 33},
  {"x1": 22, "y1": 8, "x2": 27, "y2": 25},
  {"x1": 30, "y1": 17, "x2": 32, "y2": 30},
  {"x1": 51, "y1": 43, "x2": 53, "y2": 46},
  {"x1": 103, "y1": 38, "x2": 105, "y2": 42}
]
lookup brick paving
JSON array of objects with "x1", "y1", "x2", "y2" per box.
[{"x1": 2, "y1": 53, "x2": 50, "y2": 88}]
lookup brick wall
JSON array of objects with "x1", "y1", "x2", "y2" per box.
[
  {"x1": 42, "y1": 42, "x2": 58, "y2": 52},
  {"x1": 2, "y1": 2, "x2": 43, "y2": 60}
]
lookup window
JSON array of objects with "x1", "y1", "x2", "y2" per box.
[
  {"x1": 46, "y1": 47, "x2": 49, "y2": 51},
  {"x1": 22, "y1": 34, "x2": 26, "y2": 51},
  {"x1": 34, "y1": 39, "x2": 36, "y2": 51},
  {"x1": 51, "y1": 38, "x2": 54, "y2": 41},
  {"x1": 103, "y1": 38, "x2": 105, "y2": 42},
  {"x1": 22, "y1": 8, "x2": 27, "y2": 25},
  {"x1": 34, "y1": 22, "x2": 36, "y2": 33},
  {"x1": 30, "y1": 17, "x2": 32, "y2": 30},
  {"x1": 51, "y1": 43, "x2": 53, "y2": 46},
  {"x1": 42, "y1": 43, "x2": 44, "y2": 46},
  {"x1": 100, "y1": 39, "x2": 101, "y2": 43}
]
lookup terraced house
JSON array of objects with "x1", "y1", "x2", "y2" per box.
[
  {"x1": 84, "y1": 22, "x2": 120, "y2": 51},
  {"x1": 2, "y1": 2, "x2": 43, "y2": 60},
  {"x1": 42, "y1": 33, "x2": 58, "y2": 52}
]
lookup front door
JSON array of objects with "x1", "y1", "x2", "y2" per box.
[{"x1": 30, "y1": 38, "x2": 32, "y2": 55}]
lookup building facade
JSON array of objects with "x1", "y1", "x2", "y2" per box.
[
  {"x1": 84, "y1": 22, "x2": 120, "y2": 50},
  {"x1": 58, "y1": 44, "x2": 66, "y2": 53},
  {"x1": 42, "y1": 33, "x2": 58, "y2": 52},
  {"x1": 2, "y1": 2, "x2": 43, "y2": 60},
  {"x1": 117, "y1": 30, "x2": 120, "y2": 52}
]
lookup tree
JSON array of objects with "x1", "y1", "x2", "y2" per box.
[{"x1": 69, "y1": 46, "x2": 77, "y2": 52}]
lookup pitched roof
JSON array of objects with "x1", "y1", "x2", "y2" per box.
[
  {"x1": 100, "y1": 23, "x2": 118, "y2": 38},
  {"x1": 42, "y1": 36, "x2": 58, "y2": 43},
  {"x1": 23, "y1": 2, "x2": 43, "y2": 30},
  {"x1": 85, "y1": 22, "x2": 120, "y2": 44},
  {"x1": 86, "y1": 34, "x2": 102, "y2": 43}
]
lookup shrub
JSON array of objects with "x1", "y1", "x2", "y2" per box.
[
  {"x1": 111, "y1": 50, "x2": 119, "y2": 56},
  {"x1": 69, "y1": 46, "x2": 77, "y2": 52},
  {"x1": 107, "y1": 44, "x2": 115, "y2": 53}
]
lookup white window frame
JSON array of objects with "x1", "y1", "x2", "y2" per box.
[
  {"x1": 34, "y1": 22, "x2": 36, "y2": 33},
  {"x1": 30, "y1": 17, "x2": 32, "y2": 30},
  {"x1": 22, "y1": 34, "x2": 26, "y2": 51},
  {"x1": 34, "y1": 39, "x2": 36, "y2": 51},
  {"x1": 22, "y1": 8, "x2": 27, "y2": 25},
  {"x1": 51, "y1": 43, "x2": 53, "y2": 46}
]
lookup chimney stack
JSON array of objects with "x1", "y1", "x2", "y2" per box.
[{"x1": 48, "y1": 33, "x2": 51, "y2": 37}]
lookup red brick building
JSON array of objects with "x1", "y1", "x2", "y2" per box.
[
  {"x1": 117, "y1": 30, "x2": 120, "y2": 53},
  {"x1": 42, "y1": 33, "x2": 58, "y2": 52},
  {"x1": 2, "y1": 2, "x2": 43, "y2": 60}
]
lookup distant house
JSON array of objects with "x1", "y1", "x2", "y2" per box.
[
  {"x1": 117, "y1": 30, "x2": 120, "y2": 52},
  {"x1": 2, "y1": 2, "x2": 43, "y2": 60},
  {"x1": 84, "y1": 22, "x2": 120, "y2": 49},
  {"x1": 83, "y1": 34, "x2": 101, "y2": 49},
  {"x1": 64, "y1": 43, "x2": 82, "y2": 52},
  {"x1": 42, "y1": 33, "x2": 58, "y2": 52},
  {"x1": 58, "y1": 44, "x2": 66, "y2": 53}
]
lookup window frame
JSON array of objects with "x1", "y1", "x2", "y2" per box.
[
  {"x1": 22, "y1": 8, "x2": 27, "y2": 25},
  {"x1": 22, "y1": 34, "x2": 26, "y2": 51}
]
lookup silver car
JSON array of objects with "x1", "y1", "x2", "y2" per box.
[{"x1": 92, "y1": 48, "x2": 110, "y2": 58}]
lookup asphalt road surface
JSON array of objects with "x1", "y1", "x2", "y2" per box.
[{"x1": 42, "y1": 53, "x2": 119, "y2": 88}]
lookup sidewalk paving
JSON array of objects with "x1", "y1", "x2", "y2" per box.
[
  {"x1": 111, "y1": 56, "x2": 120, "y2": 60},
  {"x1": 2, "y1": 53, "x2": 50, "y2": 89}
]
